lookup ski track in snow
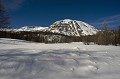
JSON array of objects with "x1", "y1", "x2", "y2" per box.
[{"x1": 0, "y1": 38, "x2": 120, "y2": 79}]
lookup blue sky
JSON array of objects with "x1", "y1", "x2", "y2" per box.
[{"x1": 2, "y1": 0, "x2": 120, "y2": 29}]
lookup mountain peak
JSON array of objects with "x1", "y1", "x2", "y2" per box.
[
  {"x1": 62, "y1": 19, "x2": 72, "y2": 21},
  {"x1": 14, "y1": 19, "x2": 98, "y2": 37},
  {"x1": 48, "y1": 19, "x2": 98, "y2": 36}
]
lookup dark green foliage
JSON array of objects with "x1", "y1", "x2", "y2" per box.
[
  {"x1": 0, "y1": 28, "x2": 119, "y2": 45},
  {"x1": 80, "y1": 21, "x2": 120, "y2": 46},
  {"x1": 81, "y1": 35, "x2": 94, "y2": 45},
  {"x1": 118, "y1": 26, "x2": 120, "y2": 44},
  {"x1": 82, "y1": 27, "x2": 120, "y2": 46},
  {"x1": 0, "y1": 31, "x2": 82, "y2": 43},
  {"x1": 95, "y1": 30, "x2": 113, "y2": 45},
  {"x1": 102, "y1": 20, "x2": 108, "y2": 30}
]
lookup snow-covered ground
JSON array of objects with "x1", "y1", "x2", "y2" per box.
[{"x1": 0, "y1": 38, "x2": 120, "y2": 79}]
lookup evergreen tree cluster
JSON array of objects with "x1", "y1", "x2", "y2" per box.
[
  {"x1": 82, "y1": 26, "x2": 120, "y2": 46},
  {"x1": 0, "y1": 27, "x2": 119, "y2": 45},
  {"x1": 0, "y1": 31, "x2": 81, "y2": 43}
]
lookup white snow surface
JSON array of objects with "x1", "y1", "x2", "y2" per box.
[
  {"x1": 48, "y1": 19, "x2": 98, "y2": 36},
  {"x1": 0, "y1": 38, "x2": 120, "y2": 79}
]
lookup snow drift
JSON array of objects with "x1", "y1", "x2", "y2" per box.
[{"x1": 0, "y1": 38, "x2": 120, "y2": 79}]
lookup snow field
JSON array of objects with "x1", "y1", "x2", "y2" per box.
[{"x1": 0, "y1": 38, "x2": 120, "y2": 79}]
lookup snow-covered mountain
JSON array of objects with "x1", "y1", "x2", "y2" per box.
[
  {"x1": 47, "y1": 19, "x2": 98, "y2": 36},
  {"x1": 17, "y1": 26, "x2": 48, "y2": 31},
  {"x1": 12, "y1": 19, "x2": 98, "y2": 36}
]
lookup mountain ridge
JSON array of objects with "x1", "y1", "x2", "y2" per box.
[
  {"x1": 47, "y1": 19, "x2": 98, "y2": 36},
  {"x1": 14, "y1": 19, "x2": 98, "y2": 36}
]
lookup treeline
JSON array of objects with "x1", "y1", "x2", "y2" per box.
[
  {"x1": 82, "y1": 27, "x2": 120, "y2": 46},
  {"x1": 0, "y1": 28, "x2": 120, "y2": 45},
  {"x1": 0, "y1": 31, "x2": 81, "y2": 43}
]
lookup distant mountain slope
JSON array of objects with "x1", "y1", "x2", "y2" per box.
[
  {"x1": 47, "y1": 19, "x2": 98, "y2": 36},
  {"x1": 12, "y1": 19, "x2": 98, "y2": 36},
  {"x1": 17, "y1": 26, "x2": 48, "y2": 31}
]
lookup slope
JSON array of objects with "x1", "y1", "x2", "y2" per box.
[{"x1": 47, "y1": 19, "x2": 98, "y2": 36}]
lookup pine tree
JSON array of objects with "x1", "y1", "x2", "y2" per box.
[
  {"x1": 102, "y1": 20, "x2": 108, "y2": 31},
  {"x1": 118, "y1": 26, "x2": 120, "y2": 44},
  {"x1": 0, "y1": 0, "x2": 10, "y2": 29},
  {"x1": 101, "y1": 20, "x2": 109, "y2": 45}
]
